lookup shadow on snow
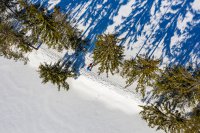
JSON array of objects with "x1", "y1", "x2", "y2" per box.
[{"x1": 31, "y1": 0, "x2": 200, "y2": 72}]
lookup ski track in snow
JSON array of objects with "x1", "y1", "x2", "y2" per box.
[{"x1": 28, "y1": 44, "x2": 142, "y2": 101}]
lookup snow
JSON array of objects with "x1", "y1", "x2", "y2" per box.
[
  {"x1": 45, "y1": 0, "x2": 199, "y2": 65},
  {"x1": 48, "y1": 0, "x2": 61, "y2": 10},
  {"x1": 0, "y1": 57, "x2": 159, "y2": 133},
  {"x1": 192, "y1": 0, "x2": 200, "y2": 11},
  {"x1": 1, "y1": 0, "x2": 199, "y2": 132}
]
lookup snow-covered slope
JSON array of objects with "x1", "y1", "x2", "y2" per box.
[
  {"x1": 1, "y1": 0, "x2": 199, "y2": 132},
  {"x1": 0, "y1": 57, "x2": 160, "y2": 133},
  {"x1": 27, "y1": 0, "x2": 200, "y2": 98},
  {"x1": 36, "y1": 0, "x2": 199, "y2": 66}
]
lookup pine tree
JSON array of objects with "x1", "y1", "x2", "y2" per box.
[
  {"x1": 140, "y1": 102, "x2": 200, "y2": 133},
  {"x1": 0, "y1": 0, "x2": 8, "y2": 13},
  {"x1": 93, "y1": 34, "x2": 124, "y2": 76},
  {"x1": 18, "y1": 1, "x2": 63, "y2": 50},
  {"x1": 140, "y1": 66, "x2": 200, "y2": 133},
  {"x1": 152, "y1": 65, "x2": 200, "y2": 108},
  {"x1": 0, "y1": 0, "x2": 17, "y2": 15},
  {"x1": 121, "y1": 56, "x2": 160, "y2": 97},
  {"x1": 0, "y1": 0, "x2": 20, "y2": 23},
  {"x1": 52, "y1": 6, "x2": 85, "y2": 51},
  {"x1": 18, "y1": 1, "x2": 85, "y2": 51},
  {"x1": 139, "y1": 102, "x2": 188, "y2": 133},
  {"x1": 0, "y1": 21, "x2": 32, "y2": 63},
  {"x1": 121, "y1": 59, "x2": 138, "y2": 86},
  {"x1": 38, "y1": 61, "x2": 76, "y2": 91},
  {"x1": 185, "y1": 106, "x2": 200, "y2": 133}
]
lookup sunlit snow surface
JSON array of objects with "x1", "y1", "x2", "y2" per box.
[
  {"x1": 32, "y1": 0, "x2": 200, "y2": 66},
  {"x1": 0, "y1": 0, "x2": 199, "y2": 133},
  {"x1": 0, "y1": 57, "x2": 160, "y2": 133}
]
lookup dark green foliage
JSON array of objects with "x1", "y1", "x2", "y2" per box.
[
  {"x1": 121, "y1": 56, "x2": 160, "y2": 97},
  {"x1": 0, "y1": 0, "x2": 17, "y2": 19},
  {"x1": 0, "y1": 0, "x2": 86, "y2": 59},
  {"x1": 0, "y1": 0, "x2": 8, "y2": 13},
  {"x1": 153, "y1": 65, "x2": 200, "y2": 108},
  {"x1": 0, "y1": 21, "x2": 32, "y2": 63},
  {"x1": 18, "y1": 1, "x2": 63, "y2": 50},
  {"x1": 93, "y1": 34, "x2": 124, "y2": 76},
  {"x1": 38, "y1": 61, "x2": 76, "y2": 91},
  {"x1": 140, "y1": 103, "x2": 187, "y2": 133},
  {"x1": 185, "y1": 106, "x2": 200, "y2": 133},
  {"x1": 18, "y1": 1, "x2": 84, "y2": 51},
  {"x1": 140, "y1": 66, "x2": 200, "y2": 133},
  {"x1": 52, "y1": 7, "x2": 85, "y2": 50},
  {"x1": 140, "y1": 103, "x2": 200, "y2": 133}
]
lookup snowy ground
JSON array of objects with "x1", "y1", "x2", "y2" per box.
[
  {"x1": 42, "y1": 0, "x2": 200, "y2": 66},
  {"x1": 0, "y1": 57, "x2": 160, "y2": 133},
  {"x1": 1, "y1": 0, "x2": 199, "y2": 132}
]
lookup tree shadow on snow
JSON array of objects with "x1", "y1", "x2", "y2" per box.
[
  {"x1": 116, "y1": 0, "x2": 199, "y2": 66},
  {"x1": 170, "y1": 12, "x2": 200, "y2": 66},
  {"x1": 115, "y1": 0, "x2": 160, "y2": 49},
  {"x1": 141, "y1": 0, "x2": 199, "y2": 66},
  {"x1": 55, "y1": 0, "x2": 129, "y2": 72},
  {"x1": 61, "y1": 50, "x2": 86, "y2": 76},
  {"x1": 57, "y1": 0, "x2": 129, "y2": 51},
  {"x1": 31, "y1": 0, "x2": 199, "y2": 70}
]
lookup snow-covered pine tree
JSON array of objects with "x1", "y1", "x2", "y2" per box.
[
  {"x1": 38, "y1": 61, "x2": 76, "y2": 91},
  {"x1": 121, "y1": 56, "x2": 160, "y2": 97},
  {"x1": 152, "y1": 65, "x2": 200, "y2": 108},
  {"x1": 139, "y1": 102, "x2": 187, "y2": 133},
  {"x1": 140, "y1": 65, "x2": 200, "y2": 133},
  {"x1": 184, "y1": 106, "x2": 200, "y2": 133},
  {"x1": 93, "y1": 34, "x2": 124, "y2": 77},
  {"x1": 0, "y1": 21, "x2": 32, "y2": 63},
  {"x1": 52, "y1": 6, "x2": 85, "y2": 51},
  {"x1": 0, "y1": 0, "x2": 17, "y2": 18},
  {"x1": 18, "y1": 0, "x2": 64, "y2": 51},
  {"x1": 18, "y1": 1, "x2": 85, "y2": 52}
]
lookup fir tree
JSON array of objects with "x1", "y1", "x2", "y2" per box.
[
  {"x1": 152, "y1": 65, "x2": 200, "y2": 108},
  {"x1": 139, "y1": 102, "x2": 188, "y2": 133},
  {"x1": 140, "y1": 102, "x2": 200, "y2": 133},
  {"x1": 38, "y1": 61, "x2": 76, "y2": 91},
  {"x1": 93, "y1": 34, "x2": 124, "y2": 76},
  {"x1": 0, "y1": 21, "x2": 32, "y2": 63},
  {"x1": 18, "y1": 1, "x2": 63, "y2": 50},
  {"x1": 0, "y1": 0, "x2": 19, "y2": 22},
  {"x1": 18, "y1": 1, "x2": 85, "y2": 51},
  {"x1": 140, "y1": 65, "x2": 200, "y2": 133},
  {"x1": 52, "y1": 6, "x2": 85, "y2": 51},
  {"x1": 121, "y1": 56, "x2": 160, "y2": 97},
  {"x1": 185, "y1": 106, "x2": 200, "y2": 133},
  {"x1": 0, "y1": 0, "x2": 16, "y2": 15}
]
